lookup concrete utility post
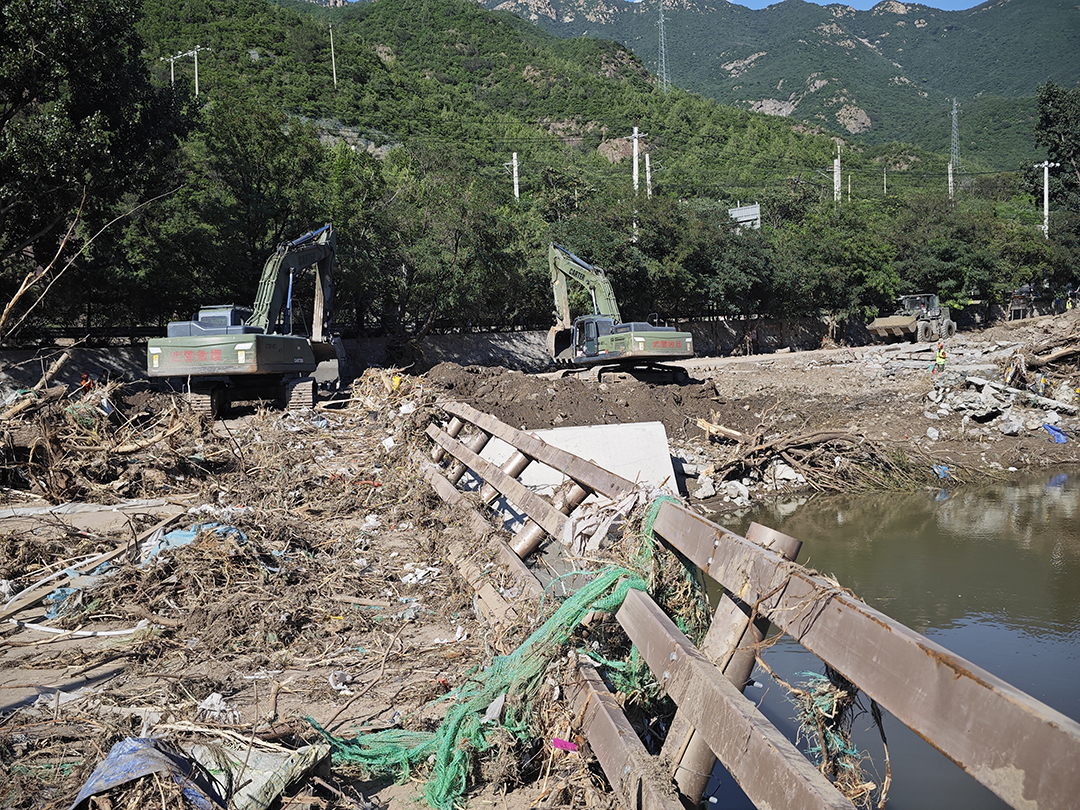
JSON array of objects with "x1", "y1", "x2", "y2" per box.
[
  {"x1": 160, "y1": 52, "x2": 181, "y2": 86},
  {"x1": 1036, "y1": 161, "x2": 1060, "y2": 238},
  {"x1": 162, "y1": 47, "x2": 210, "y2": 95},
  {"x1": 833, "y1": 143, "x2": 841, "y2": 202},
  {"x1": 645, "y1": 152, "x2": 652, "y2": 199},
  {"x1": 631, "y1": 126, "x2": 640, "y2": 195},
  {"x1": 503, "y1": 153, "x2": 520, "y2": 199},
  {"x1": 330, "y1": 24, "x2": 338, "y2": 88},
  {"x1": 192, "y1": 45, "x2": 209, "y2": 96}
]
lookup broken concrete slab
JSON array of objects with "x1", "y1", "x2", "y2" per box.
[{"x1": 459, "y1": 420, "x2": 677, "y2": 537}]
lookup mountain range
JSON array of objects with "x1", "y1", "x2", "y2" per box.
[{"x1": 460, "y1": 0, "x2": 1080, "y2": 169}]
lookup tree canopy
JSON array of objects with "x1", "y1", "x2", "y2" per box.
[{"x1": 1, "y1": 0, "x2": 1078, "y2": 348}]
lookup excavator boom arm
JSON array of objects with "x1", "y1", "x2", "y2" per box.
[
  {"x1": 249, "y1": 223, "x2": 336, "y2": 338},
  {"x1": 549, "y1": 243, "x2": 622, "y2": 327}
]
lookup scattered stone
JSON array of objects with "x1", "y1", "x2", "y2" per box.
[
  {"x1": 723, "y1": 480, "x2": 750, "y2": 500},
  {"x1": 926, "y1": 427, "x2": 940, "y2": 441},
  {"x1": 999, "y1": 418, "x2": 1024, "y2": 436},
  {"x1": 692, "y1": 477, "x2": 716, "y2": 500}
]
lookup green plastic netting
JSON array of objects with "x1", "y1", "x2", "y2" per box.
[{"x1": 308, "y1": 564, "x2": 647, "y2": 810}]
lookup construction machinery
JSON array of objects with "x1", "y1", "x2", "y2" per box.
[
  {"x1": 147, "y1": 223, "x2": 336, "y2": 415},
  {"x1": 868, "y1": 293, "x2": 957, "y2": 343},
  {"x1": 545, "y1": 243, "x2": 693, "y2": 376}
]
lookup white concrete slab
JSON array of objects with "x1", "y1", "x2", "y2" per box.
[{"x1": 459, "y1": 421, "x2": 676, "y2": 533}]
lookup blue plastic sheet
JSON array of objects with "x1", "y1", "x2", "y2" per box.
[
  {"x1": 1043, "y1": 424, "x2": 1068, "y2": 443},
  {"x1": 70, "y1": 737, "x2": 226, "y2": 810},
  {"x1": 47, "y1": 524, "x2": 247, "y2": 618},
  {"x1": 140, "y1": 522, "x2": 247, "y2": 561}
]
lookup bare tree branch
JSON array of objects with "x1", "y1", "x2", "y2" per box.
[{"x1": 0, "y1": 186, "x2": 180, "y2": 343}]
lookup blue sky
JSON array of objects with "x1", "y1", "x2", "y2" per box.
[{"x1": 733, "y1": 0, "x2": 981, "y2": 9}]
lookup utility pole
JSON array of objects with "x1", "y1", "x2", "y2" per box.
[
  {"x1": 657, "y1": 0, "x2": 670, "y2": 94},
  {"x1": 503, "y1": 153, "x2": 520, "y2": 199},
  {"x1": 629, "y1": 127, "x2": 644, "y2": 240},
  {"x1": 192, "y1": 45, "x2": 210, "y2": 96},
  {"x1": 833, "y1": 143, "x2": 841, "y2": 202},
  {"x1": 883, "y1": 165, "x2": 887, "y2": 197},
  {"x1": 330, "y1": 24, "x2": 338, "y2": 88},
  {"x1": 160, "y1": 47, "x2": 209, "y2": 95},
  {"x1": 1035, "y1": 161, "x2": 1060, "y2": 238},
  {"x1": 645, "y1": 153, "x2": 653, "y2": 198},
  {"x1": 160, "y1": 51, "x2": 183, "y2": 87}
]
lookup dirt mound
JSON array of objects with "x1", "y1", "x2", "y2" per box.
[{"x1": 425, "y1": 362, "x2": 776, "y2": 440}]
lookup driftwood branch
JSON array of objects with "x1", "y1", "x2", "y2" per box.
[{"x1": 1027, "y1": 340, "x2": 1080, "y2": 370}]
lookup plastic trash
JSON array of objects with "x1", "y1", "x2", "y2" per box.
[
  {"x1": 141, "y1": 522, "x2": 247, "y2": 562},
  {"x1": 329, "y1": 671, "x2": 354, "y2": 694},
  {"x1": 70, "y1": 737, "x2": 227, "y2": 810},
  {"x1": 932, "y1": 463, "x2": 950, "y2": 479},
  {"x1": 1043, "y1": 424, "x2": 1068, "y2": 443},
  {"x1": 72, "y1": 736, "x2": 331, "y2": 810},
  {"x1": 482, "y1": 692, "x2": 505, "y2": 724}
]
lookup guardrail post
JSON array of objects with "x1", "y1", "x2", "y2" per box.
[
  {"x1": 479, "y1": 450, "x2": 531, "y2": 504},
  {"x1": 511, "y1": 480, "x2": 590, "y2": 558},
  {"x1": 664, "y1": 522, "x2": 802, "y2": 803},
  {"x1": 430, "y1": 416, "x2": 464, "y2": 462},
  {"x1": 446, "y1": 428, "x2": 491, "y2": 485}
]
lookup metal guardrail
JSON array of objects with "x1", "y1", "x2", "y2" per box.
[{"x1": 423, "y1": 401, "x2": 1080, "y2": 810}]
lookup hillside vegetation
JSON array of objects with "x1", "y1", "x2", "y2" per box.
[
  {"x1": 474, "y1": 0, "x2": 1080, "y2": 170},
  {"x1": 1, "y1": 0, "x2": 1078, "y2": 360}
]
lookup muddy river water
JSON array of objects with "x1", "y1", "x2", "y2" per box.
[{"x1": 706, "y1": 468, "x2": 1080, "y2": 808}]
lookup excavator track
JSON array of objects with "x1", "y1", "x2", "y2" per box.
[
  {"x1": 187, "y1": 386, "x2": 228, "y2": 418},
  {"x1": 187, "y1": 390, "x2": 214, "y2": 415},
  {"x1": 284, "y1": 378, "x2": 315, "y2": 410}
]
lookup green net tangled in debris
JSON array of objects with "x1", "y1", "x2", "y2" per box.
[
  {"x1": 790, "y1": 668, "x2": 878, "y2": 808},
  {"x1": 308, "y1": 565, "x2": 647, "y2": 810}
]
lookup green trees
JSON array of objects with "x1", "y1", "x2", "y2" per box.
[
  {"x1": 1034, "y1": 82, "x2": 1080, "y2": 216},
  {"x1": 0, "y1": 0, "x2": 182, "y2": 336},
  {"x1": 4, "y1": 0, "x2": 1080, "y2": 349}
]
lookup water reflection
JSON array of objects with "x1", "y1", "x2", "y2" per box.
[{"x1": 706, "y1": 468, "x2": 1080, "y2": 809}]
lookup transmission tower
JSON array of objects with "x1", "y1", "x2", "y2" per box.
[
  {"x1": 657, "y1": 0, "x2": 670, "y2": 94},
  {"x1": 950, "y1": 97, "x2": 960, "y2": 173}
]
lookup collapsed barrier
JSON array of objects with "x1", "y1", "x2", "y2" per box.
[{"x1": 323, "y1": 401, "x2": 1080, "y2": 810}]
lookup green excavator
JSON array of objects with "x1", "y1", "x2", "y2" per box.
[
  {"x1": 147, "y1": 224, "x2": 337, "y2": 416},
  {"x1": 545, "y1": 243, "x2": 693, "y2": 377}
]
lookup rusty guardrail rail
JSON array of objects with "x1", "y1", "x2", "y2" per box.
[{"x1": 423, "y1": 401, "x2": 1080, "y2": 810}]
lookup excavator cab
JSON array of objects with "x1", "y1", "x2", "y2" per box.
[{"x1": 575, "y1": 315, "x2": 614, "y2": 358}]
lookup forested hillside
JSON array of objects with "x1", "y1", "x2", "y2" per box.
[
  {"x1": 472, "y1": 0, "x2": 1080, "y2": 170},
  {"x1": 1, "y1": 0, "x2": 1078, "y2": 360}
]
